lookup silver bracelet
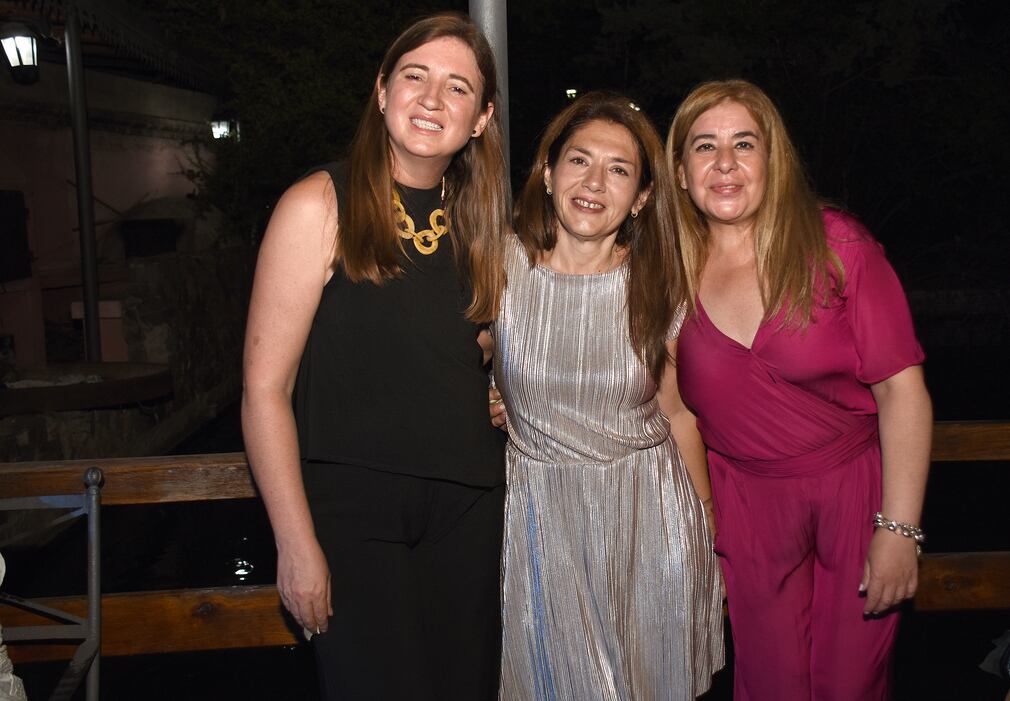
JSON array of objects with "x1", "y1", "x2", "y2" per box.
[{"x1": 873, "y1": 512, "x2": 925, "y2": 555}]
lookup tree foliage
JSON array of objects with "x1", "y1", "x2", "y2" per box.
[
  {"x1": 134, "y1": 0, "x2": 1008, "y2": 287},
  {"x1": 133, "y1": 0, "x2": 465, "y2": 241},
  {"x1": 507, "y1": 0, "x2": 1009, "y2": 286}
]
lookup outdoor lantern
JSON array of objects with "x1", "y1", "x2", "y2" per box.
[
  {"x1": 211, "y1": 118, "x2": 240, "y2": 140},
  {"x1": 1, "y1": 23, "x2": 39, "y2": 85},
  {"x1": 211, "y1": 119, "x2": 230, "y2": 139}
]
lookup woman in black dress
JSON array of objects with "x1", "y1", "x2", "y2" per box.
[{"x1": 241, "y1": 13, "x2": 509, "y2": 700}]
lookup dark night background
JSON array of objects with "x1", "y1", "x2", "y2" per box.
[
  {"x1": 134, "y1": 0, "x2": 1010, "y2": 293},
  {"x1": 133, "y1": 0, "x2": 1010, "y2": 416},
  {"x1": 8, "y1": 0, "x2": 1010, "y2": 698}
]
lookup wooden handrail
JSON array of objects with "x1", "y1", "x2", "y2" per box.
[
  {"x1": 930, "y1": 421, "x2": 1010, "y2": 461},
  {"x1": 1, "y1": 419, "x2": 1008, "y2": 663},
  {"x1": 916, "y1": 552, "x2": 1010, "y2": 611},
  {"x1": 3, "y1": 585, "x2": 298, "y2": 663},
  {"x1": 4, "y1": 549, "x2": 1008, "y2": 663},
  {"x1": 0, "y1": 421, "x2": 1007, "y2": 505},
  {"x1": 0, "y1": 452, "x2": 254, "y2": 504}
]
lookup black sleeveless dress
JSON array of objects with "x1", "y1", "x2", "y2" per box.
[
  {"x1": 293, "y1": 163, "x2": 505, "y2": 700},
  {"x1": 293, "y1": 162, "x2": 505, "y2": 487}
]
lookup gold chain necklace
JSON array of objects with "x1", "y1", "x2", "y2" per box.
[{"x1": 393, "y1": 178, "x2": 447, "y2": 255}]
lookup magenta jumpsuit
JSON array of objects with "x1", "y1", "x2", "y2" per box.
[{"x1": 677, "y1": 210, "x2": 925, "y2": 700}]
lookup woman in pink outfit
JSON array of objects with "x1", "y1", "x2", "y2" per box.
[{"x1": 666, "y1": 80, "x2": 932, "y2": 700}]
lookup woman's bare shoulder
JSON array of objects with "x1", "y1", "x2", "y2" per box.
[
  {"x1": 278, "y1": 171, "x2": 336, "y2": 215},
  {"x1": 266, "y1": 171, "x2": 338, "y2": 249}
]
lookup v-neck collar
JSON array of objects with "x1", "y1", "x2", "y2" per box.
[{"x1": 696, "y1": 296, "x2": 765, "y2": 352}]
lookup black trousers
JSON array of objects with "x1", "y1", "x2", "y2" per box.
[{"x1": 302, "y1": 462, "x2": 505, "y2": 701}]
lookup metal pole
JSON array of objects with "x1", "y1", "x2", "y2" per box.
[
  {"x1": 65, "y1": 5, "x2": 102, "y2": 361},
  {"x1": 84, "y1": 467, "x2": 103, "y2": 701},
  {"x1": 469, "y1": 0, "x2": 509, "y2": 175}
]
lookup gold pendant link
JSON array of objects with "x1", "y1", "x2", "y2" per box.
[{"x1": 393, "y1": 190, "x2": 447, "y2": 255}]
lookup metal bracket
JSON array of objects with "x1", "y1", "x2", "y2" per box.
[{"x1": 0, "y1": 467, "x2": 103, "y2": 701}]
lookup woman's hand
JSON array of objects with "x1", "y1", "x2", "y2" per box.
[
  {"x1": 477, "y1": 328, "x2": 494, "y2": 368},
  {"x1": 860, "y1": 528, "x2": 919, "y2": 615},
  {"x1": 700, "y1": 497, "x2": 726, "y2": 600},
  {"x1": 277, "y1": 536, "x2": 332, "y2": 634},
  {"x1": 489, "y1": 387, "x2": 507, "y2": 429},
  {"x1": 701, "y1": 496, "x2": 717, "y2": 539}
]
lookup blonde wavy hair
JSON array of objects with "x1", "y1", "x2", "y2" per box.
[{"x1": 665, "y1": 79, "x2": 841, "y2": 326}]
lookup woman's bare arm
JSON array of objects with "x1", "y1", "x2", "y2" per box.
[
  {"x1": 241, "y1": 171, "x2": 337, "y2": 633},
  {"x1": 861, "y1": 364, "x2": 932, "y2": 615}
]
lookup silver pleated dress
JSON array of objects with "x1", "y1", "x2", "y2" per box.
[{"x1": 493, "y1": 238, "x2": 724, "y2": 701}]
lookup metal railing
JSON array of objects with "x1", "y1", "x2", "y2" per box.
[{"x1": 0, "y1": 467, "x2": 103, "y2": 700}]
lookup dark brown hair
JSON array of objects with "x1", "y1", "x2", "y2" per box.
[
  {"x1": 340, "y1": 12, "x2": 509, "y2": 322},
  {"x1": 513, "y1": 91, "x2": 684, "y2": 380}
]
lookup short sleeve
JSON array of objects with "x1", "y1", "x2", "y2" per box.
[
  {"x1": 829, "y1": 211, "x2": 925, "y2": 384},
  {"x1": 666, "y1": 302, "x2": 688, "y2": 343}
]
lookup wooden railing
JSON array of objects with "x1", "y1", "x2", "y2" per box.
[{"x1": 2, "y1": 421, "x2": 1009, "y2": 663}]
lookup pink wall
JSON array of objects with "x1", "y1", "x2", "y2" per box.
[{"x1": 0, "y1": 62, "x2": 218, "y2": 366}]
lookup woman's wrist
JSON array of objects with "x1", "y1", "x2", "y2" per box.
[{"x1": 873, "y1": 511, "x2": 925, "y2": 555}]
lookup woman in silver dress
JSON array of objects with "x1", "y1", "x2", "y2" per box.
[{"x1": 492, "y1": 92, "x2": 724, "y2": 700}]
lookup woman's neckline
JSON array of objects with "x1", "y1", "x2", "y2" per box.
[
  {"x1": 534, "y1": 258, "x2": 628, "y2": 279},
  {"x1": 395, "y1": 180, "x2": 442, "y2": 199},
  {"x1": 535, "y1": 241, "x2": 629, "y2": 278},
  {"x1": 695, "y1": 295, "x2": 763, "y2": 351}
]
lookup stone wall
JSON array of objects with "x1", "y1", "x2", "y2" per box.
[
  {"x1": 0, "y1": 60, "x2": 219, "y2": 369},
  {"x1": 0, "y1": 241, "x2": 253, "y2": 462},
  {"x1": 123, "y1": 243, "x2": 252, "y2": 404}
]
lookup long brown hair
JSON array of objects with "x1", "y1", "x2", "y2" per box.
[
  {"x1": 513, "y1": 92, "x2": 683, "y2": 381},
  {"x1": 340, "y1": 12, "x2": 509, "y2": 323},
  {"x1": 666, "y1": 80, "x2": 841, "y2": 325}
]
